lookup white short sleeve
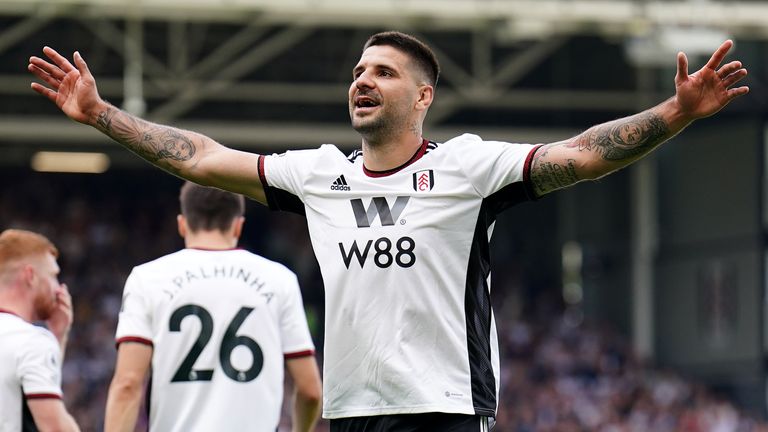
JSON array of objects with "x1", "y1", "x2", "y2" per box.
[
  {"x1": 18, "y1": 330, "x2": 62, "y2": 397},
  {"x1": 447, "y1": 134, "x2": 539, "y2": 198},
  {"x1": 263, "y1": 147, "x2": 326, "y2": 199},
  {"x1": 115, "y1": 269, "x2": 154, "y2": 344},
  {"x1": 278, "y1": 272, "x2": 315, "y2": 357}
]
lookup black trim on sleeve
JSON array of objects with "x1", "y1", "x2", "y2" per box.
[{"x1": 258, "y1": 155, "x2": 306, "y2": 215}]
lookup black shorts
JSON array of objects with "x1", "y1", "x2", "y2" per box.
[{"x1": 330, "y1": 413, "x2": 492, "y2": 432}]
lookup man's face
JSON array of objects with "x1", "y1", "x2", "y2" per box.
[
  {"x1": 30, "y1": 253, "x2": 60, "y2": 321},
  {"x1": 349, "y1": 45, "x2": 424, "y2": 139}
]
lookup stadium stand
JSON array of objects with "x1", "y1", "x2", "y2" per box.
[{"x1": 2, "y1": 168, "x2": 766, "y2": 431}]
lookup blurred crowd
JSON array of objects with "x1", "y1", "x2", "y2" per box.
[
  {"x1": 495, "y1": 311, "x2": 768, "y2": 432},
  {"x1": 1, "y1": 169, "x2": 766, "y2": 431}
]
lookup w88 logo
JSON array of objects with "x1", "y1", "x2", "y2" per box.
[{"x1": 338, "y1": 236, "x2": 416, "y2": 269}]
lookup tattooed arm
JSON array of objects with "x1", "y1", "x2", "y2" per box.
[
  {"x1": 530, "y1": 106, "x2": 671, "y2": 196},
  {"x1": 28, "y1": 47, "x2": 267, "y2": 204},
  {"x1": 530, "y1": 40, "x2": 749, "y2": 197},
  {"x1": 92, "y1": 105, "x2": 266, "y2": 203}
]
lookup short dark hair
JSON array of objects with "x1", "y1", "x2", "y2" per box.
[
  {"x1": 363, "y1": 31, "x2": 440, "y2": 86},
  {"x1": 179, "y1": 182, "x2": 245, "y2": 233}
]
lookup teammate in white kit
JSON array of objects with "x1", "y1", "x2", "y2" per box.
[
  {"x1": 30, "y1": 30, "x2": 748, "y2": 431},
  {"x1": 0, "y1": 229, "x2": 80, "y2": 432},
  {"x1": 104, "y1": 182, "x2": 321, "y2": 432}
]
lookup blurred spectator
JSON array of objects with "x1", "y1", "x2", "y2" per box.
[{"x1": 495, "y1": 311, "x2": 768, "y2": 432}]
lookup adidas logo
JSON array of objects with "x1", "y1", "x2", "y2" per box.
[{"x1": 330, "y1": 175, "x2": 351, "y2": 191}]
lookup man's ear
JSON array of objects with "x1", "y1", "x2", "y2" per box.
[
  {"x1": 21, "y1": 264, "x2": 36, "y2": 289},
  {"x1": 232, "y1": 216, "x2": 245, "y2": 240},
  {"x1": 177, "y1": 215, "x2": 187, "y2": 238},
  {"x1": 416, "y1": 84, "x2": 434, "y2": 111}
]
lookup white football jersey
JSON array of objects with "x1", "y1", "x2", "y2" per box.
[
  {"x1": 115, "y1": 248, "x2": 315, "y2": 432},
  {"x1": 0, "y1": 311, "x2": 63, "y2": 432},
  {"x1": 259, "y1": 133, "x2": 540, "y2": 418}
]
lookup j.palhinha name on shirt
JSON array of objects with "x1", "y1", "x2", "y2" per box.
[{"x1": 169, "y1": 265, "x2": 268, "y2": 295}]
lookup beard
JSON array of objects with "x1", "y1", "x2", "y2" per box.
[
  {"x1": 352, "y1": 113, "x2": 390, "y2": 141},
  {"x1": 350, "y1": 103, "x2": 410, "y2": 146},
  {"x1": 33, "y1": 290, "x2": 57, "y2": 321}
]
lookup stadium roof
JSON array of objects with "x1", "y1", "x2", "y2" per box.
[{"x1": 0, "y1": 0, "x2": 764, "y2": 167}]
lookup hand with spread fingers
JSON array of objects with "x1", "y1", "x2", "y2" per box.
[
  {"x1": 28, "y1": 47, "x2": 104, "y2": 125},
  {"x1": 674, "y1": 40, "x2": 749, "y2": 120}
]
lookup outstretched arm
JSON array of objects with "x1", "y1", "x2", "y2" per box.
[
  {"x1": 529, "y1": 40, "x2": 749, "y2": 197},
  {"x1": 28, "y1": 47, "x2": 267, "y2": 204}
]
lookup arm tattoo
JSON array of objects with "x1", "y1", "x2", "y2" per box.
[
  {"x1": 530, "y1": 110, "x2": 671, "y2": 196},
  {"x1": 95, "y1": 110, "x2": 113, "y2": 131},
  {"x1": 530, "y1": 145, "x2": 580, "y2": 196},
  {"x1": 570, "y1": 110, "x2": 670, "y2": 161},
  {"x1": 94, "y1": 106, "x2": 196, "y2": 168}
]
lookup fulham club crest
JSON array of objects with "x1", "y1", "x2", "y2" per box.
[{"x1": 412, "y1": 169, "x2": 434, "y2": 192}]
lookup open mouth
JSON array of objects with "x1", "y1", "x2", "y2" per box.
[{"x1": 354, "y1": 95, "x2": 380, "y2": 112}]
